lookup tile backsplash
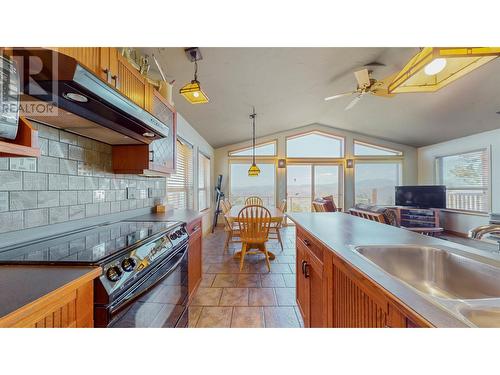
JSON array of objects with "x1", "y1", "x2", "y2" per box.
[{"x1": 0, "y1": 122, "x2": 166, "y2": 234}]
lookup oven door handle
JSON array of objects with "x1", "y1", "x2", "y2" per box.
[{"x1": 110, "y1": 245, "x2": 188, "y2": 311}]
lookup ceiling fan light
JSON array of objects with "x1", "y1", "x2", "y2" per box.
[
  {"x1": 424, "y1": 58, "x2": 447, "y2": 75},
  {"x1": 179, "y1": 80, "x2": 209, "y2": 104}
]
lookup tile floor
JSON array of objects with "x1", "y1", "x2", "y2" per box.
[
  {"x1": 112, "y1": 225, "x2": 302, "y2": 328},
  {"x1": 188, "y1": 225, "x2": 303, "y2": 328}
]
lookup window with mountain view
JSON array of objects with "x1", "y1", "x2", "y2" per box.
[
  {"x1": 355, "y1": 161, "x2": 402, "y2": 205},
  {"x1": 436, "y1": 149, "x2": 490, "y2": 212},
  {"x1": 286, "y1": 131, "x2": 344, "y2": 158},
  {"x1": 229, "y1": 162, "x2": 275, "y2": 206}
]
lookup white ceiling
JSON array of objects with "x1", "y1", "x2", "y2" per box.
[{"x1": 141, "y1": 47, "x2": 500, "y2": 148}]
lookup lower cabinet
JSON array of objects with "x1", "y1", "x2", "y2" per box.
[
  {"x1": 295, "y1": 226, "x2": 431, "y2": 328},
  {"x1": 188, "y1": 218, "x2": 203, "y2": 300}
]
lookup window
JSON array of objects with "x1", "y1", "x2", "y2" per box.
[
  {"x1": 167, "y1": 138, "x2": 193, "y2": 209},
  {"x1": 230, "y1": 162, "x2": 275, "y2": 206},
  {"x1": 436, "y1": 149, "x2": 489, "y2": 212},
  {"x1": 355, "y1": 161, "x2": 402, "y2": 205},
  {"x1": 354, "y1": 140, "x2": 402, "y2": 156},
  {"x1": 286, "y1": 131, "x2": 344, "y2": 158},
  {"x1": 228, "y1": 141, "x2": 277, "y2": 157},
  {"x1": 198, "y1": 152, "x2": 211, "y2": 211}
]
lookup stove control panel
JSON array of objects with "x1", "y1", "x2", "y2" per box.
[{"x1": 101, "y1": 223, "x2": 188, "y2": 294}]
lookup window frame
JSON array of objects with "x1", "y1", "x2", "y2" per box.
[
  {"x1": 285, "y1": 130, "x2": 345, "y2": 160},
  {"x1": 434, "y1": 147, "x2": 491, "y2": 214},
  {"x1": 228, "y1": 139, "x2": 278, "y2": 157},
  {"x1": 353, "y1": 139, "x2": 403, "y2": 157},
  {"x1": 197, "y1": 151, "x2": 211, "y2": 212},
  {"x1": 228, "y1": 158, "x2": 278, "y2": 207},
  {"x1": 353, "y1": 159, "x2": 403, "y2": 206},
  {"x1": 166, "y1": 137, "x2": 194, "y2": 210}
]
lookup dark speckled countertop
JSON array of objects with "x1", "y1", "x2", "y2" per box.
[
  {"x1": 128, "y1": 209, "x2": 205, "y2": 224},
  {"x1": 288, "y1": 212, "x2": 500, "y2": 328},
  {"x1": 0, "y1": 265, "x2": 100, "y2": 319}
]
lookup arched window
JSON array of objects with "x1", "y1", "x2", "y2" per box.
[
  {"x1": 228, "y1": 141, "x2": 277, "y2": 157},
  {"x1": 286, "y1": 131, "x2": 344, "y2": 158},
  {"x1": 354, "y1": 140, "x2": 402, "y2": 156}
]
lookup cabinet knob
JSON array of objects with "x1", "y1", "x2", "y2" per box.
[
  {"x1": 303, "y1": 239, "x2": 311, "y2": 247},
  {"x1": 103, "y1": 68, "x2": 112, "y2": 84},
  {"x1": 304, "y1": 262, "x2": 310, "y2": 278},
  {"x1": 112, "y1": 74, "x2": 120, "y2": 89},
  {"x1": 149, "y1": 150, "x2": 155, "y2": 162}
]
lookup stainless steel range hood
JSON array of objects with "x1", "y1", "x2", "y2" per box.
[{"x1": 12, "y1": 48, "x2": 168, "y2": 145}]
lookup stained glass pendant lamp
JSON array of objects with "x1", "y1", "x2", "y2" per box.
[
  {"x1": 179, "y1": 48, "x2": 209, "y2": 104},
  {"x1": 248, "y1": 107, "x2": 260, "y2": 177}
]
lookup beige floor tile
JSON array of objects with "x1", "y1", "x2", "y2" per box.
[
  {"x1": 237, "y1": 274, "x2": 261, "y2": 287},
  {"x1": 190, "y1": 287, "x2": 223, "y2": 306},
  {"x1": 219, "y1": 288, "x2": 249, "y2": 306},
  {"x1": 264, "y1": 306, "x2": 300, "y2": 328},
  {"x1": 274, "y1": 287, "x2": 297, "y2": 306},
  {"x1": 270, "y1": 263, "x2": 293, "y2": 274},
  {"x1": 276, "y1": 255, "x2": 295, "y2": 264},
  {"x1": 294, "y1": 306, "x2": 304, "y2": 328},
  {"x1": 199, "y1": 274, "x2": 216, "y2": 287},
  {"x1": 283, "y1": 273, "x2": 296, "y2": 288},
  {"x1": 260, "y1": 273, "x2": 285, "y2": 287},
  {"x1": 212, "y1": 274, "x2": 239, "y2": 287},
  {"x1": 249, "y1": 288, "x2": 277, "y2": 306},
  {"x1": 187, "y1": 306, "x2": 203, "y2": 327},
  {"x1": 206, "y1": 262, "x2": 240, "y2": 274},
  {"x1": 196, "y1": 307, "x2": 233, "y2": 328},
  {"x1": 231, "y1": 307, "x2": 265, "y2": 328}
]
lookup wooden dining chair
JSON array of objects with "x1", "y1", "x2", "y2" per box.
[
  {"x1": 269, "y1": 199, "x2": 287, "y2": 250},
  {"x1": 312, "y1": 201, "x2": 328, "y2": 212},
  {"x1": 245, "y1": 196, "x2": 263, "y2": 206},
  {"x1": 221, "y1": 199, "x2": 240, "y2": 253},
  {"x1": 237, "y1": 205, "x2": 272, "y2": 272}
]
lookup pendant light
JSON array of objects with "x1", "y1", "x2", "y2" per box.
[
  {"x1": 248, "y1": 107, "x2": 260, "y2": 177},
  {"x1": 179, "y1": 47, "x2": 209, "y2": 104}
]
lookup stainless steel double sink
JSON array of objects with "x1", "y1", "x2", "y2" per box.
[{"x1": 353, "y1": 245, "x2": 500, "y2": 327}]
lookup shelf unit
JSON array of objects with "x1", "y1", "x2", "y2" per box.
[
  {"x1": 390, "y1": 207, "x2": 440, "y2": 229},
  {"x1": 0, "y1": 117, "x2": 41, "y2": 158}
]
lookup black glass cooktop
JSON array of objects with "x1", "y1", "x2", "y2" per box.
[{"x1": 0, "y1": 221, "x2": 181, "y2": 264}]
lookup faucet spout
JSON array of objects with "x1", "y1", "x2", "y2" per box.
[{"x1": 468, "y1": 224, "x2": 500, "y2": 240}]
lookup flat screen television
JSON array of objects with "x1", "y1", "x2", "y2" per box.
[{"x1": 395, "y1": 185, "x2": 446, "y2": 209}]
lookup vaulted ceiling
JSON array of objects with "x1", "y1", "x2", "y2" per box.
[{"x1": 141, "y1": 47, "x2": 500, "y2": 148}]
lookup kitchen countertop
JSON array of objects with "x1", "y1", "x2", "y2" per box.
[
  {"x1": 0, "y1": 265, "x2": 101, "y2": 319},
  {"x1": 288, "y1": 212, "x2": 500, "y2": 328},
  {"x1": 128, "y1": 209, "x2": 205, "y2": 224}
]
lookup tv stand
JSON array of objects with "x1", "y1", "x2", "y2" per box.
[{"x1": 388, "y1": 207, "x2": 441, "y2": 231}]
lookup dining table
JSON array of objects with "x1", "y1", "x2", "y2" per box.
[{"x1": 225, "y1": 204, "x2": 285, "y2": 260}]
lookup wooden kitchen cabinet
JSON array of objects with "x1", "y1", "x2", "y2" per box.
[
  {"x1": 187, "y1": 218, "x2": 203, "y2": 300},
  {"x1": 112, "y1": 89, "x2": 177, "y2": 176},
  {"x1": 296, "y1": 228, "x2": 328, "y2": 327}
]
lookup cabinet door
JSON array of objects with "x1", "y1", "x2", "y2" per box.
[
  {"x1": 52, "y1": 48, "x2": 103, "y2": 78},
  {"x1": 116, "y1": 53, "x2": 148, "y2": 107},
  {"x1": 188, "y1": 219, "x2": 203, "y2": 299},
  {"x1": 306, "y1": 253, "x2": 326, "y2": 327},
  {"x1": 296, "y1": 240, "x2": 310, "y2": 326}
]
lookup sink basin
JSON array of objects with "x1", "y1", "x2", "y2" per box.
[
  {"x1": 354, "y1": 245, "x2": 500, "y2": 300},
  {"x1": 459, "y1": 306, "x2": 500, "y2": 328}
]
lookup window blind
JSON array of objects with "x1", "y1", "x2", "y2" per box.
[
  {"x1": 167, "y1": 139, "x2": 193, "y2": 209},
  {"x1": 198, "y1": 152, "x2": 211, "y2": 211},
  {"x1": 436, "y1": 149, "x2": 489, "y2": 212}
]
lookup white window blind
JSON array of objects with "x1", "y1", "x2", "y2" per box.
[
  {"x1": 167, "y1": 139, "x2": 193, "y2": 209},
  {"x1": 198, "y1": 152, "x2": 211, "y2": 211},
  {"x1": 436, "y1": 149, "x2": 489, "y2": 212}
]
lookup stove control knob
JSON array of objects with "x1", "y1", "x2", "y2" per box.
[
  {"x1": 176, "y1": 230, "x2": 183, "y2": 237},
  {"x1": 170, "y1": 233, "x2": 177, "y2": 240},
  {"x1": 121, "y1": 258, "x2": 136, "y2": 272},
  {"x1": 106, "y1": 266, "x2": 122, "y2": 282}
]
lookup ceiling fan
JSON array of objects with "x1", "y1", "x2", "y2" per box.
[{"x1": 324, "y1": 68, "x2": 395, "y2": 110}]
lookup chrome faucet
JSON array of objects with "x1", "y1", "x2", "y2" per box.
[{"x1": 469, "y1": 224, "x2": 500, "y2": 251}]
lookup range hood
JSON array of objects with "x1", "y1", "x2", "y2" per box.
[{"x1": 12, "y1": 48, "x2": 168, "y2": 145}]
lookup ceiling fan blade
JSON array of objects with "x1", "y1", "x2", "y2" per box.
[
  {"x1": 324, "y1": 92, "x2": 356, "y2": 101},
  {"x1": 354, "y1": 69, "x2": 371, "y2": 89},
  {"x1": 345, "y1": 94, "x2": 363, "y2": 110}
]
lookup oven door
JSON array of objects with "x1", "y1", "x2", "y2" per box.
[{"x1": 107, "y1": 243, "x2": 188, "y2": 327}]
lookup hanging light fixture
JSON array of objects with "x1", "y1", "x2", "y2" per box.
[
  {"x1": 388, "y1": 47, "x2": 500, "y2": 94},
  {"x1": 248, "y1": 107, "x2": 260, "y2": 177},
  {"x1": 179, "y1": 47, "x2": 209, "y2": 104}
]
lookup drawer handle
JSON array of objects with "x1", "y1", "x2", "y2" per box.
[
  {"x1": 303, "y1": 239, "x2": 311, "y2": 247},
  {"x1": 149, "y1": 150, "x2": 155, "y2": 162},
  {"x1": 301, "y1": 260, "x2": 306, "y2": 275},
  {"x1": 191, "y1": 225, "x2": 200, "y2": 232},
  {"x1": 303, "y1": 262, "x2": 310, "y2": 278}
]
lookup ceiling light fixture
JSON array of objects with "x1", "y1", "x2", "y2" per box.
[
  {"x1": 424, "y1": 58, "x2": 447, "y2": 75},
  {"x1": 63, "y1": 92, "x2": 88, "y2": 103},
  {"x1": 248, "y1": 107, "x2": 260, "y2": 177},
  {"x1": 388, "y1": 47, "x2": 500, "y2": 93},
  {"x1": 179, "y1": 47, "x2": 209, "y2": 104}
]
